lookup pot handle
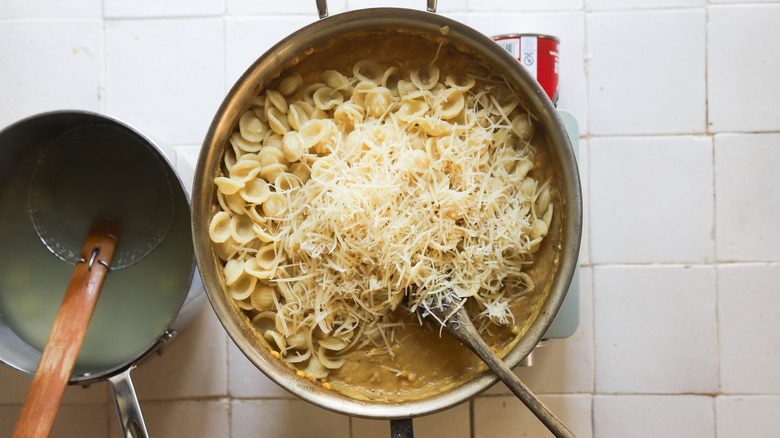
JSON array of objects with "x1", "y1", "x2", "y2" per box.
[
  {"x1": 316, "y1": 0, "x2": 437, "y2": 19},
  {"x1": 108, "y1": 368, "x2": 149, "y2": 438},
  {"x1": 390, "y1": 418, "x2": 414, "y2": 438}
]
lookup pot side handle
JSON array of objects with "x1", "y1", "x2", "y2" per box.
[
  {"x1": 316, "y1": 0, "x2": 437, "y2": 19},
  {"x1": 109, "y1": 368, "x2": 149, "y2": 438},
  {"x1": 390, "y1": 419, "x2": 414, "y2": 438}
]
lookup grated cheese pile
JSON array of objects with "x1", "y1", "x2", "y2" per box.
[{"x1": 209, "y1": 58, "x2": 553, "y2": 378}]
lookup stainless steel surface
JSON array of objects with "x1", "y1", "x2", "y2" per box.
[
  {"x1": 315, "y1": 0, "x2": 437, "y2": 18},
  {"x1": 108, "y1": 369, "x2": 148, "y2": 438},
  {"x1": 193, "y1": 7, "x2": 581, "y2": 420},
  {"x1": 0, "y1": 110, "x2": 206, "y2": 435},
  {"x1": 28, "y1": 123, "x2": 175, "y2": 270},
  {"x1": 420, "y1": 297, "x2": 575, "y2": 437}
]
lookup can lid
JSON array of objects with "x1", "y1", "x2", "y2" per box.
[{"x1": 491, "y1": 33, "x2": 560, "y2": 42}]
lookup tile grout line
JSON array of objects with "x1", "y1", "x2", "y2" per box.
[
  {"x1": 581, "y1": 9, "x2": 598, "y2": 438},
  {"x1": 706, "y1": 7, "x2": 723, "y2": 438}
]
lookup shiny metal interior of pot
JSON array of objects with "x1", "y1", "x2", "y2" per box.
[
  {"x1": 193, "y1": 8, "x2": 581, "y2": 419},
  {"x1": 0, "y1": 110, "x2": 205, "y2": 384}
]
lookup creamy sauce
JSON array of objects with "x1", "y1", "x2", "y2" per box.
[{"x1": 242, "y1": 31, "x2": 562, "y2": 402}]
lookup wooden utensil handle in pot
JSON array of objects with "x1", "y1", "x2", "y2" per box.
[{"x1": 12, "y1": 218, "x2": 120, "y2": 438}]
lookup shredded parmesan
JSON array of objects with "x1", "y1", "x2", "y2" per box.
[{"x1": 209, "y1": 56, "x2": 554, "y2": 377}]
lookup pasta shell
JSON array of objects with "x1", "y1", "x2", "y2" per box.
[
  {"x1": 229, "y1": 214, "x2": 257, "y2": 244},
  {"x1": 252, "y1": 311, "x2": 277, "y2": 332},
  {"x1": 417, "y1": 117, "x2": 452, "y2": 136},
  {"x1": 313, "y1": 86, "x2": 344, "y2": 111},
  {"x1": 318, "y1": 336, "x2": 349, "y2": 351},
  {"x1": 298, "y1": 119, "x2": 326, "y2": 148},
  {"x1": 410, "y1": 65, "x2": 440, "y2": 90},
  {"x1": 239, "y1": 177, "x2": 271, "y2": 204},
  {"x1": 229, "y1": 159, "x2": 261, "y2": 183},
  {"x1": 249, "y1": 284, "x2": 276, "y2": 311},
  {"x1": 289, "y1": 162, "x2": 311, "y2": 183},
  {"x1": 274, "y1": 172, "x2": 302, "y2": 191},
  {"x1": 333, "y1": 102, "x2": 364, "y2": 133},
  {"x1": 433, "y1": 88, "x2": 465, "y2": 120},
  {"x1": 317, "y1": 347, "x2": 346, "y2": 370},
  {"x1": 445, "y1": 71, "x2": 476, "y2": 91},
  {"x1": 214, "y1": 176, "x2": 243, "y2": 195},
  {"x1": 351, "y1": 80, "x2": 376, "y2": 107},
  {"x1": 288, "y1": 101, "x2": 313, "y2": 131},
  {"x1": 381, "y1": 66, "x2": 402, "y2": 96},
  {"x1": 511, "y1": 113, "x2": 535, "y2": 141},
  {"x1": 238, "y1": 112, "x2": 265, "y2": 143},
  {"x1": 255, "y1": 243, "x2": 277, "y2": 270},
  {"x1": 282, "y1": 131, "x2": 307, "y2": 162},
  {"x1": 259, "y1": 162, "x2": 289, "y2": 183},
  {"x1": 224, "y1": 258, "x2": 244, "y2": 286},
  {"x1": 303, "y1": 83, "x2": 327, "y2": 104},
  {"x1": 397, "y1": 99, "x2": 429, "y2": 122},
  {"x1": 352, "y1": 60, "x2": 383, "y2": 84},
  {"x1": 266, "y1": 106, "x2": 290, "y2": 135},
  {"x1": 278, "y1": 73, "x2": 303, "y2": 96},
  {"x1": 262, "y1": 193, "x2": 287, "y2": 218},
  {"x1": 396, "y1": 79, "x2": 417, "y2": 96},
  {"x1": 530, "y1": 219, "x2": 548, "y2": 240},
  {"x1": 265, "y1": 89, "x2": 288, "y2": 113},
  {"x1": 258, "y1": 145, "x2": 285, "y2": 166},
  {"x1": 286, "y1": 331, "x2": 308, "y2": 350},
  {"x1": 244, "y1": 257, "x2": 273, "y2": 279},
  {"x1": 264, "y1": 330, "x2": 287, "y2": 352},
  {"x1": 208, "y1": 211, "x2": 232, "y2": 243},
  {"x1": 264, "y1": 134, "x2": 284, "y2": 150},
  {"x1": 251, "y1": 223, "x2": 276, "y2": 243},
  {"x1": 235, "y1": 297, "x2": 254, "y2": 310},
  {"x1": 320, "y1": 69, "x2": 350, "y2": 90},
  {"x1": 364, "y1": 86, "x2": 392, "y2": 118},
  {"x1": 229, "y1": 273, "x2": 257, "y2": 301}
]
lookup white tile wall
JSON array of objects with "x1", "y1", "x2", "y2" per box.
[
  {"x1": 716, "y1": 396, "x2": 780, "y2": 438},
  {"x1": 594, "y1": 265, "x2": 718, "y2": 394},
  {"x1": 718, "y1": 263, "x2": 780, "y2": 394},
  {"x1": 587, "y1": 9, "x2": 706, "y2": 135},
  {"x1": 590, "y1": 136, "x2": 714, "y2": 264},
  {"x1": 0, "y1": 20, "x2": 102, "y2": 127},
  {"x1": 104, "y1": 18, "x2": 225, "y2": 145},
  {"x1": 714, "y1": 133, "x2": 780, "y2": 261},
  {"x1": 473, "y1": 394, "x2": 593, "y2": 438},
  {"x1": 593, "y1": 395, "x2": 715, "y2": 438},
  {"x1": 2, "y1": 1, "x2": 780, "y2": 437},
  {"x1": 708, "y1": 5, "x2": 780, "y2": 133}
]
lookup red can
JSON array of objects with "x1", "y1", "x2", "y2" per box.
[{"x1": 492, "y1": 34, "x2": 560, "y2": 106}]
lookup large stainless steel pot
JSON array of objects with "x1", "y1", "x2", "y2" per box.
[
  {"x1": 192, "y1": 3, "x2": 581, "y2": 433},
  {"x1": 0, "y1": 110, "x2": 206, "y2": 438}
]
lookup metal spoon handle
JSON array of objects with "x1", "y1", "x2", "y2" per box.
[
  {"x1": 469, "y1": 338, "x2": 575, "y2": 438},
  {"x1": 440, "y1": 307, "x2": 575, "y2": 438}
]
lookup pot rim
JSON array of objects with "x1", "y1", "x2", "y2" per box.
[
  {"x1": 193, "y1": 7, "x2": 582, "y2": 419},
  {"x1": 0, "y1": 109, "x2": 203, "y2": 384}
]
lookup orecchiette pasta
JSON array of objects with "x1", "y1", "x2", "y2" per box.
[
  {"x1": 410, "y1": 65, "x2": 440, "y2": 90},
  {"x1": 210, "y1": 52, "x2": 550, "y2": 385},
  {"x1": 238, "y1": 112, "x2": 265, "y2": 143},
  {"x1": 313, "y1": 87, "x2": 344, "y2": 111},
  {"x1": 352, "y1": 60, "x2": 383, "y2": 84},
  {"x1": 266, "y1": 106, "x2": 290, "y2": 135},
  {"x1": 239, "y1": 177, "x2": 271, "y2": 204},
  {"x1": 320, "y1": 70, "x2": 350, "y2": 90},
  {"x1": 287, "y1": 101, "x2": 313, "y2": 131},
  {"x1": 364, "y1": 87, "x2": 392, "y2": 118},
  {"x1": 278, "y1": 73, "x2": 303, "y2": 96}
]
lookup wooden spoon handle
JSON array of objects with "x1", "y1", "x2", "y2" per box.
[{"x1": 12, "y1": 218, "x2": 120, "y2": 438}]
